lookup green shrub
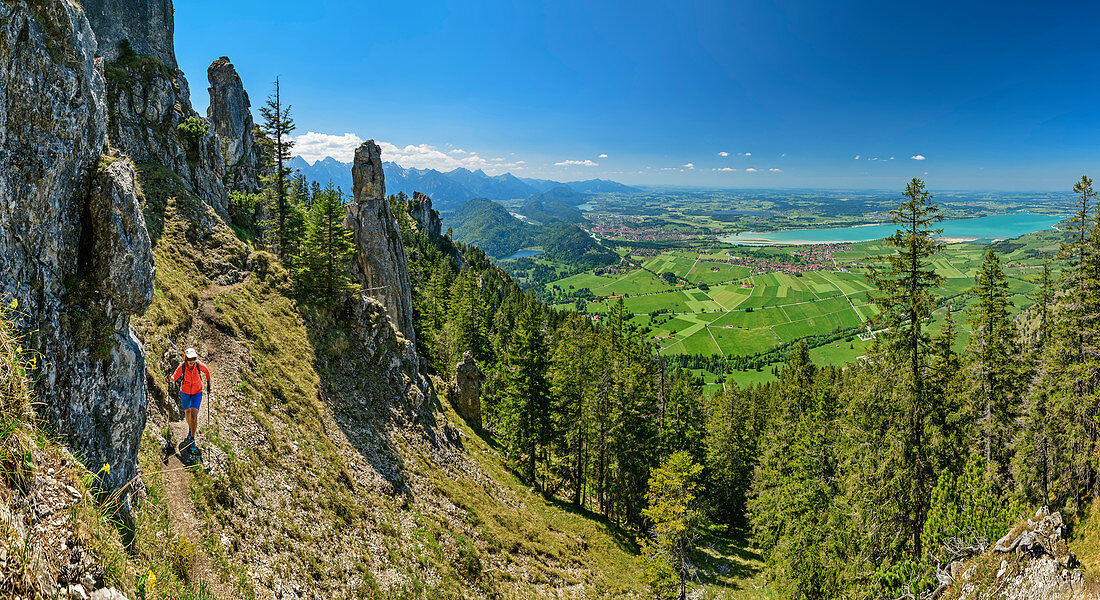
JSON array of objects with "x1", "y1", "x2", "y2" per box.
[{"x1": 177, "y1": 117, "x2": 210, "y2": 145}]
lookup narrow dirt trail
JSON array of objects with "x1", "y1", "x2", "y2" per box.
[
  {"x1": 156, "y1": 283, "x2": 249, "y2": 599},
  {"x1": 163, "y1": 419, "x2": 232, "y2": 598}
]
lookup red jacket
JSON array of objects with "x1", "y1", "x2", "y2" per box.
[{"x1": 172, "y1": 361, "x2": 211, "y2": 395}]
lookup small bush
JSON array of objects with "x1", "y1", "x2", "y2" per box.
[{"x1": 177, "y1": 117, "x2": 210, "y2": 146}]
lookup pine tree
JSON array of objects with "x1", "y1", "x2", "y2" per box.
[
  {"x1": 748, "y1": 340, "x2": 842, "y2": 598},
  {"x1": 500, "y1": 302, "x2": 552, "y2": 487},
  {"x1": 865, "y1": 178, "x2": 945, "y2": 562},
  {"x1": 298, "y1": 185, "x2": 356, "y2": 304},
  {"x1": 258, "y1": 77, "x2": 296, "y2": 259},
  {"x1": 966, "y1": 248, "x2": 1020, "y2": 486}
]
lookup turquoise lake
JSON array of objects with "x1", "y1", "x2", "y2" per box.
[{"x1": 721, "y1": 212, "x2": 1067, "y2": 246}]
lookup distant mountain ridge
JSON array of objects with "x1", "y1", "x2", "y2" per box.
[{"x1": 288, "y1": 156, "x2": 638, "y2": 209}]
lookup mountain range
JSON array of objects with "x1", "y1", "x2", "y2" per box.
[{"x1": 288, "y1": 156, "x2": 638, "y2": 210}]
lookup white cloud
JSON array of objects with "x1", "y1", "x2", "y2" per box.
[
  {"x1": 682, "y1": 163, "x2": 695, "y2": 169},
  {"x1": 769, "y1": 168, "x2": 782, "y2": 172},
  {"x1": 854, "y1": 155, "x2": 861, "y2": 160},
  {"x1": 870, "y1": 157, "x2": 877, "y2": 161},
  {"x1": 293, "y1": 131, "x2": 365, "y2": 163},
  {"x1": 377, "y1": 141, "x2": 522, "y2": 173},
  {"x1": 598, "y1": 153, "x2": 608, "y2": 158},
  {"x1": 738, "y1": 152, "x2": 752, "y2": 156},
  {"x1": 911, "y1": 154, "x2": 926, "y2": 160},
  {"x1": 661, "y1": 167, "x2": 677, "y2": 171},
  {"x1": 746, "y1": 168, "x2": 759, "y2": 172},
  {"x1": 555, "y1": 159, "x2": 599, "y2": 167},
  {"x1": 781, "y1": 153, "x2": 787, "y2": 158},
  {"x1": 889, "y1": 157, "x2": 895, "y2": 160},
  {"x1": 713, "y1": 167, "x2": 737, "y2": 172},
  {"x1": 717, "y1": 151, "x2": 729, "y2": 157},
  {"x1": 292, "y1": 132, "x2": 523, "y2": 173}
]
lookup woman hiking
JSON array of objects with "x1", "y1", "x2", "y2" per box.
[{"x1": 169, "y1": 347, "x2": 211, "y2": 450}]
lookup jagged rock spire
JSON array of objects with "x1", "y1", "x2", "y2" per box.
[
  {"x1": 410, "y1": 192, "x2": 443, "y2": 237},
  {"x1": 207, "y1": 57, "x2": 260, "y2": 193},
  {"x1": 347, "y1": 141, "x2": 416, "y2": 343}
]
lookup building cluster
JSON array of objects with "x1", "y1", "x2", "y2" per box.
[
  {"x1": 590, "y1": 216, "x2": 701, "y2": 241},
  {"x1": 698, "y1": 243, "x2": 860, "y2": 275}
]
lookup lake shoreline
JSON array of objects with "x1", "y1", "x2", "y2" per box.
[{"x1": 721, "y1": 212, "x2": 1067, "y2": 246}]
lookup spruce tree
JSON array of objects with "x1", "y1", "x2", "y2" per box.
[
  {"x1": 259, "y1": 77, "x2": 296, "y2": 259},
  {"x1": 298, "y1": 184, "x2": 356, "y2": 304},
  {"x1": 865, "y1": 178, "x2": 945, "y2": 562},
  {"x1": 749, "y1": 340, "x2": 842, "y2": 598},
  {"x1": 500, "y1": 302, "x2": 552, "y2": 487},
  {"x1": 966, "y1": 248, "x2": 1020, "y2": 486}
]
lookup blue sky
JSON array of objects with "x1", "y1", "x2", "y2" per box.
[{"x1": 175, "y1": 0, "x2": 1100, "y2": 190}]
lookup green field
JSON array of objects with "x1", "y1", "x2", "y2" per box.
[{"x1": 545, "y1": 229, "x2": 1063, "y2": 388}]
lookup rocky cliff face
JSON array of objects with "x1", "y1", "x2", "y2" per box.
[
  {"x1": 410, "y1": 191, "x2": 443, "y2": 237},
  {"x1": 207, "y1": 56, "x2": 261, "y2": 193},
  {"x1": 84, "y1": 0, "x2": 229, "y2": 218},
  {"x1": 82, "y1": 0, "x2": 176, "y2": 68},
  {"x1": 347, "y1": 141, "x2": 417, "y2": 344},
  {"x1": 0, "y1": 0, "x2": 154, "y2": 519}
]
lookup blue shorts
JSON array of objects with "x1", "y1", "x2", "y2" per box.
[{"x1": 181, "y1": 391, "x2": 202, "y2": 411}]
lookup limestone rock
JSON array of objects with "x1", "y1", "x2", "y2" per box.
[
  {"x1": 85, "y1": 0, "x2": 228, "y2": 218},
  {"x1": 952, "y1": 509, "x2": 1098, "y2": 599},
  {"x1": 82, "y1": 0, "x2": 177, "y2": 68},
  {"x1": 89, "y1": 157, "x2": 155, "y2": 315},
  {"x1": 409, "y1": 191, "x2": 443, "y2": 237},
  {"x1": 347, "y1": 141, "x2": 416, "y2": 343},
  {"x1": 448, "y1": 351, "x2": 483, "y2": 430},
  {"x1": 207, "y1": 56, "x2": 261, "y2": 193},
  {"x1": 0, "y1": 0, "x2": 153, "y2": 523}
]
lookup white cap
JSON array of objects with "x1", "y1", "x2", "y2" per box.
[{"x1": 185, "y1": 348, "x2": 198, "y2": 359}]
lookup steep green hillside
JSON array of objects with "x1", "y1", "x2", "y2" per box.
[
  {"x1": 521, "y1": 186, "x2": 587, "y2": 225},
  {"x1": 130, "y1": 164, "x2": 754, "y2": 598},
  {"x1": 448, "y1": 197, "x2": 534, "y2": 258}
]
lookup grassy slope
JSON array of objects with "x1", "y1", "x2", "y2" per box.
[{"x1": 130, "y1": 164, "x2": 763, "y2": 597}]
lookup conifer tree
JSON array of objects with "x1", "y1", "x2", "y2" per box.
[
  {"x1": 704, "y1": 386, "x2": 763, "y2": 531},
  {"x1": 259, "y1": 77, "x2": 296, "y2": 259},
  {"x1": 749, "y1": 340, "x2": 842, "y2": 598},
  {"x1": 1030, "y1": 255, "x2": 1054, "y2": 348},
  {"x1": 447, "y1": 270, "x2": 491, "y2": 368},
  {"x1": 551, "y1": 319, "x2": 599, "y2": 506},
  {"x1": 865, "y1": 178, "x2": 945, "y2": 562},
  {"x1": 966, "y1": 248, "x2": 1020, "y2": 485},
  {"x1": 298, "y1": 184, "x2": 356, "y2": 304},
  {"x1": 500, "y1": 302, "x2": 552, "y2": 487}
]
